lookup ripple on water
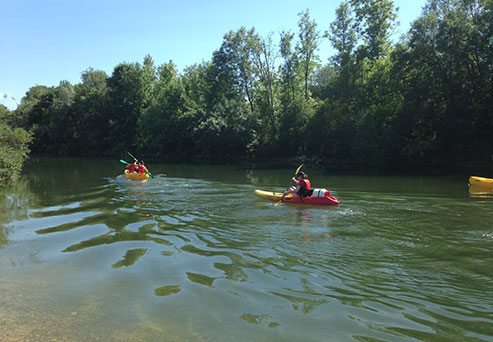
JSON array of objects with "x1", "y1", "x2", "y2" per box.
[{"x1": 1, "y1": 169, "x2": 493, "y2": 341}]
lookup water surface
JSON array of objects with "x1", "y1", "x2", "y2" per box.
[{"x1": 1, "y1": 158, "x2": 492, "y2": 341}]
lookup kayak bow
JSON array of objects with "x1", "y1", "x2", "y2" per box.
[{"x1": 469, "y1": 176, "x2": 493, "y2": 189}]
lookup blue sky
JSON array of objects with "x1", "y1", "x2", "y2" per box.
[{"x1": 1, "y1": 0, "x2": 427, "y2": 110}]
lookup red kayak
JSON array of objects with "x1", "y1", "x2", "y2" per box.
[{"x1": 254, "y1": 189, "x2": 340, "y2": 205}]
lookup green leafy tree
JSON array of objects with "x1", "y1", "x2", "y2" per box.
[
  {"x1": 15, "y1": 85, "x2": 55, "y2": 153},
  {"x1": 0, "y1": 105, "x2": 32, "y2": 182},
  {"x1": 296, "y1": 9, "x2": 321, "y2": 100},
  {"x1": 279, "y1": 30, "x2": 300, "y2": 103},
  {"x1": 350, "y1": 0, "x2": 398, "y2": 61},
  {"x1": 182, "y1": 62, "x2": 210, "y2": 109},
  {"x1": 210, "y1": 27, "x2": 257, "y2": 113},
  {"x1": 71, "y1": 68, "x2": 109, "y2": 154},
  {"x1": 395, "y1": 0, "x2": 493, "y2": 165},
  {"x1": 44, "y1": 81, "x2": 75, "y2": 154},
  {"x1": 138, "y1": 62, "x2": 191, "y2": 157},
  {"x1": 326, "y1": 1, "x2": 357, "y2": 99},
  {"x1": 106, "y1": 61, "x2": 154, "y2": 154},
  {"x1": 250, "y1": 32, "x2": 279, "y2": 139}
]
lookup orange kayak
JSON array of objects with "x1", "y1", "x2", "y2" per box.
[{"x1": 124, "y1": 170, "x2": 149, "y2": 181}]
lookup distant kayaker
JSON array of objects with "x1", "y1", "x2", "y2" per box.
[
  {"x1": 127, "y1": 159, "x2": 138, "y2": 173},
  {"x1": 137, "y1": 161, "x2": 149, "y2": 174},
  {"x1": 283, "y1": 171, "x2": 313, "y2": 199}
]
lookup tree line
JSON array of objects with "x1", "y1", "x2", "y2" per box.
[
  {"x1": 0, "y1": 105, "x2": 31, "y2": 182},
  {"x1": 2, "y1": 0, "x2": 492, "y2": 176}
]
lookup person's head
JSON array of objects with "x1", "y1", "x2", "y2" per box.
[
  {"x1": 140, "y1": 160, "x2": 145, "y2": 165},
  {"x1": 296, "y1": 171, "x2": 306, "y2": 180}
]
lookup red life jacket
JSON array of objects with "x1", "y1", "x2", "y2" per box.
[
  {"x1": 138, "y1": 165, "x2": 145, "y2": 174},
  {"x1": 305, "y1": 180, "x2": 311, "y2": 190},
  {"x1": 297, "y1": 179, "x2": 312, "y2": 197},
  {"x1": 129, "y1": 163, "x2": 137, "y2": 172}
]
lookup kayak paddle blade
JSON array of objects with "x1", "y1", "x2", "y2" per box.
[{"x1": 295, "y1": 164, "x2": 303, "y2": 175}]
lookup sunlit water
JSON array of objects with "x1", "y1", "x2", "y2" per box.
[{"x1": 1, "y1": 158, "x2": 492, "y2": 341}]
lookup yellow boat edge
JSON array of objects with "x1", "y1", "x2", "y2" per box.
[
  {"x1": 254, "y1": 189, "x2": 290, "y2": 201},
  {"x1": 124, "y1": 170, "x2": 150, "y2": 181},
  {"x1": 469, "y1": 176, "x2": 493, "y2": 189}
]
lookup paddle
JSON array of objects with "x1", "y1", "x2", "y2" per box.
[
  {"x1": 120, "y1": 159, "x2": 128, "y2": 165},
  {"x1": 274, "y1": 164, "x2": 303, "y2": 206},
  {"x1": 127, "y1": 152, "x2": 154, "y2": 178},
  {"x1": 295, "y1": 164, "x2": 303, "y2": 176}
]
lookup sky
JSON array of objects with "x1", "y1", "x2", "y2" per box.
[{"x1": 0, "y1": 0, "x2": 428, "y2": 110}]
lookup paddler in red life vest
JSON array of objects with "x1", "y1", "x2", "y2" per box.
[
  {"x1": 127, "y1": 159, "x2": 138, "y2": 173},
  {"x1": 137, "y1": 161, "x2": 149, "y2": 174},
  {"x1": 283, "y1": 171, "x2": 314, "y2": 198}
]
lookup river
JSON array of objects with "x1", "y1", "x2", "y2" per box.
[{"x1": 1, "y1": 157, "x2": 492, "y2": 341}]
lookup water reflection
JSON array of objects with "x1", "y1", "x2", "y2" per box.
[
  {"x1": 240, "y1": 313, "x2": 280, "y2": 328},
  {"x1": 154, "y1": 285, "x2": 181, "y2": 296},
  {"x1": 1, "y1": 159, "x2": 493, "y2": 341},
  {"x1": 186, "y1": 272, "x2": 216, "y2": 287},
  {"x1": 112, "y1": 248, "x2": 148, "y2": 268},
  {"x1": 469, "y1": 185, "x2": 493, "y2": 199},
  {"x1": 0, "y1": 178, "x2": 36, "y2": 247}
]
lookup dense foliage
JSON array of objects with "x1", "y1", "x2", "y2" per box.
[
  {"x1": 0, "y1": 105, "x2": 32, "y2": 182},
  {"x1": 11, "y1": 0, "x2": 493, "y2": 170}
]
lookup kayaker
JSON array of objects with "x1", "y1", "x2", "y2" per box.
[
  {"x1": 137, "y1": 161, "x2": 149, "y2": 174},
  {"x1": 127, "y1": 159, "x2": 138, "y2": 173},
  {"x1": 283, "y1": 171, "x2": 313, "y2": 198}
]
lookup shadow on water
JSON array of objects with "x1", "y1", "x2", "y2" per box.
[
  {"x1": 0, "y1": 157, "x2": 492, "y2": 341},
  {"x1": 0, "y1": 178, "x2": 37, "y2": 247}
]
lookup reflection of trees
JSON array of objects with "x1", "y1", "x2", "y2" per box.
[
  {"x1": 112, "y1": 248, "x2": 148, "y2": 268},
  {"x1": 62, "y1": 223, "x2": 171, "y2": 252},
  {"x1": 0, "y1": 178, "x2": 36, "y2": 247}
]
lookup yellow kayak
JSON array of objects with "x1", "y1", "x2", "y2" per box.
[
  {"x1": 254, "y1": 189, "x2": 340, "y2": 205},
  {"x1": 124, "y1": 170, "x2": 149, "y2": 181},
  {"x1": 469, "y1": 176, "x2": 493, "y2": 189}
]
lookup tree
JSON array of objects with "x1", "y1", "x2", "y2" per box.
[
  {"x1": 327, "y1": 1, "x2": 357, "y2": 69},
  {"x1": 326, "y1": 1, "x2": 357, "y2": 99},
  {"x1": 210, "y1": 27, "x2": 257, "y2": 113},
  {"x1": 250, "y1": 32, "x2": 279, "y2": 138},
  {"x1": 0, "y1": 105, "x2": 32, "y2": 182},
  {"x1": 296, "y1": 9, "x2": 321, "y2": 100},
  {"x1": 71, "y1": 68, "x2": 108, "y2": 154},
  {"x1": 279, "y1": 30, "x2": 299, "y2": 103},
  {"x1": 350, "y1": 0, "x2": 398, "y2": 61},
  {"x1": 138, "y1": 62, "x2": 191, "y2": 157},
  {"x1": 398, "y1": 0, "x2": 493, "y2": 165},
  {"x1": 106, "y1": 62, "x2": 153, "y2": 154}
]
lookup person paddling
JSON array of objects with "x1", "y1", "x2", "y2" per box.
[
  {"x1": 127, "y1": 159, "x2": 138, "y2": 173},
  {"x1": 137, "y1": 160, "x2": 149, "y2": 174},
  {"x1": 283, "y1": 171, "x2": 313, "y2": 199}
]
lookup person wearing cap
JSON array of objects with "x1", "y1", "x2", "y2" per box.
[{"x1": 283, "y1": 171, "x2": 313, "y2": 198}]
